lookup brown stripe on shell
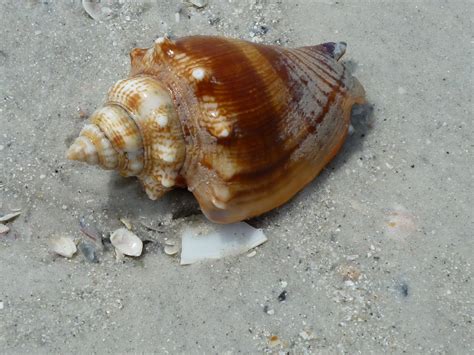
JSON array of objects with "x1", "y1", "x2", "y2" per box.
[{"x1": 170, "y1": 36, "x2": 292, "y2": 181}]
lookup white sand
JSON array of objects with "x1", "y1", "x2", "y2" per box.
[{"x1": 0, "y1": 1, "x2": 472, "y2": 353}]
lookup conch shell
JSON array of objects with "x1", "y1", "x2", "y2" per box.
[{"x1": 67, "y1": 36, "x2": 365, "y2": 223}]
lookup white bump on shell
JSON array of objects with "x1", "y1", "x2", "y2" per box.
[
  {"x1": 155, "y1": 114, "x2": 168, "y2": 127},
  {"x1": 212, "y1": 197, "x2": 226, "y2": 210},
  {"x1": 219, "y1": 128, "x2": 230, "y2": 138},
  {"x1": 153, "y1": 143, "x2": 176, "y2": 163},
  {"x1": 192, "y1": 68, "x2": 206, "y2": 81},
  {"x1": 161, "y1": 176, "x2": 175, "y2": 188}
]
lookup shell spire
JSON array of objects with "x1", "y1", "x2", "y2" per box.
[{"x1": 66, "y1": 135, "x2": 100, "y2": 165}]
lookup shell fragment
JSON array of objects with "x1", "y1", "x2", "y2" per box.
[
  {"x1": 164, "y1": 244, "x2": 180, "y2": 256},
  {"x1": 0, "y1": 212, "x2": 21, "y2": 223},
  {"x1": 49, "y1": 236, "x2": 77, "y2": 258},
  {"x1": 110, "y1": 228, "x2": 143, "y2": 257},
  {"x1": 180, "y1": 220, "x2": 267, "y2": 265}
]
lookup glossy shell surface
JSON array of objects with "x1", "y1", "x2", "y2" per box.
[{"x1": 67, "y1": 36, "x2": 366, "y2": 223}]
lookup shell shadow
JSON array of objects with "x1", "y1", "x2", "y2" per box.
[
  {"x1": 249, "y1": 103, "x2": 374, "y2": 229},
  {"x1": 104, "y1": 173, "x2": 200, "y2": 222}
]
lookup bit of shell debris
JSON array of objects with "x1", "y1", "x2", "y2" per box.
[
  {"x1": 115, "y1": 248, "x2": 125, "y2": 261},
  {"x1": 119, "y1": 217, "x2": 132, "y2": 230},
  {"x1": 110, "y1": 228, "x2": 143, "y2": 257},
  {"x1": 164, "y1": 244, "x2": 180, "y2": 256},
  {"x1": 79, "y1": 220, "x2": 104, "y2": 251},
  {"x1": 49, "y1": 236, "x2": 77, "y2": 258},
  {"x1": 0, "y1": 224, "x2": 10, "y2": 235},
  {"x1": 188, "y1": 0, "x2": 208, "y2": 8},
  {"x1": 247, "y1": 250, "x2": 257, "y2": 257},
  {"x1": 164, "y1": 239, "x2": 177, "y2": 246},
  {"x1": 82, "y1": 0, "x2": 113, "y2": 20},
  {"x1": 268, "y1": 335, "x2": 281, "y2": 347},
  {"x1": 79, "y1": 242, "x2": 99, "y2": 263},
  {"x1": 299, "y1": 330, "x2": 315, "y2": 340},
  {"x1": 140, "y1": 221, "x2": 164, "y2": 232},
  {"x1": 0, "y1": 211, "x2": 21, "y2": 223}
]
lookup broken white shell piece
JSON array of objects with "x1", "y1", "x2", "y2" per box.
[
  {"x1": 0, "y1": 223, "x2": 10, "y2": 235},
  {"x1": 180, "y1": 221, "x2": 267, "y2": 265},
  {"x1": 110, "y1": 228, "x2": 143, "y2": 257},
  {"x1": 82, "y1": 0, "x2": 114, "y2": 20},
  {"x1": 49, "y1": 236, "x2": 77, "y2": 258},
  {"x1": 119, "y1": 217, "x2": 132, "y2": 230},
  {"x1": 0, "y1": 211, "x2": 21, "y2": 223},
  {"x1": 164, "y1": 244, "x2": 180, "y2": 256},
  {"x1": 189, "y1": 0, "x2": 208, "y2": 8}
]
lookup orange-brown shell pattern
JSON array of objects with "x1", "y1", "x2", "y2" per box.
[{"x1": 67, "y1": 35, "x2": 366, "y2": 223}]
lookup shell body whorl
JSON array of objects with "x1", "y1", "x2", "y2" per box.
[{"x1": 67, "y1": 35, "x2": 366, "y2": 223}]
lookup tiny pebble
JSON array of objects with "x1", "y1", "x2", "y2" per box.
[
  {"x1": 62, "y1": 205, "x2": 67, "y2": 210},
  {"x1": 39, "y1": 174, "x2": 46, "y2": 179},
  {"x1": 344, "y1": 280, "x2": 355, "y2": 287},
  {"x1": 0, "y1": 301, "x2": 3, "y2": 310},
  {"x1": 267, "y1": 309, "x2": 275, "y2": 315},
  {"x1": 280, "y1": 280, "x2": 288, "y2": 288},
  {"x1": 299, "y1": 330, "x2": 315, "y2": 340},
  {"x1": 247, "y1": 250, "x2": 257, "y2": 257},
  {"x1": 346, "y1": 254, "x2": 359, "y2": 261},
  {"x1": 268, "y1": 335, "x2": 281, "y2": 347},
  {"x1": 277, "y1": 290, "x2": 287, "y2": 302}
]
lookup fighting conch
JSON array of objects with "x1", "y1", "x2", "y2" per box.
[{"x1": 67, "y1": 35, "x2": 366, "y2": 223}]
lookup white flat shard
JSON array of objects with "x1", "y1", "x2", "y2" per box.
[
  {"x1": 0, "y1": 212, "x2": 21, "y2": 223},
  {"x1": 180, "y1": 221, "x2": 267, "y2": 265}
]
